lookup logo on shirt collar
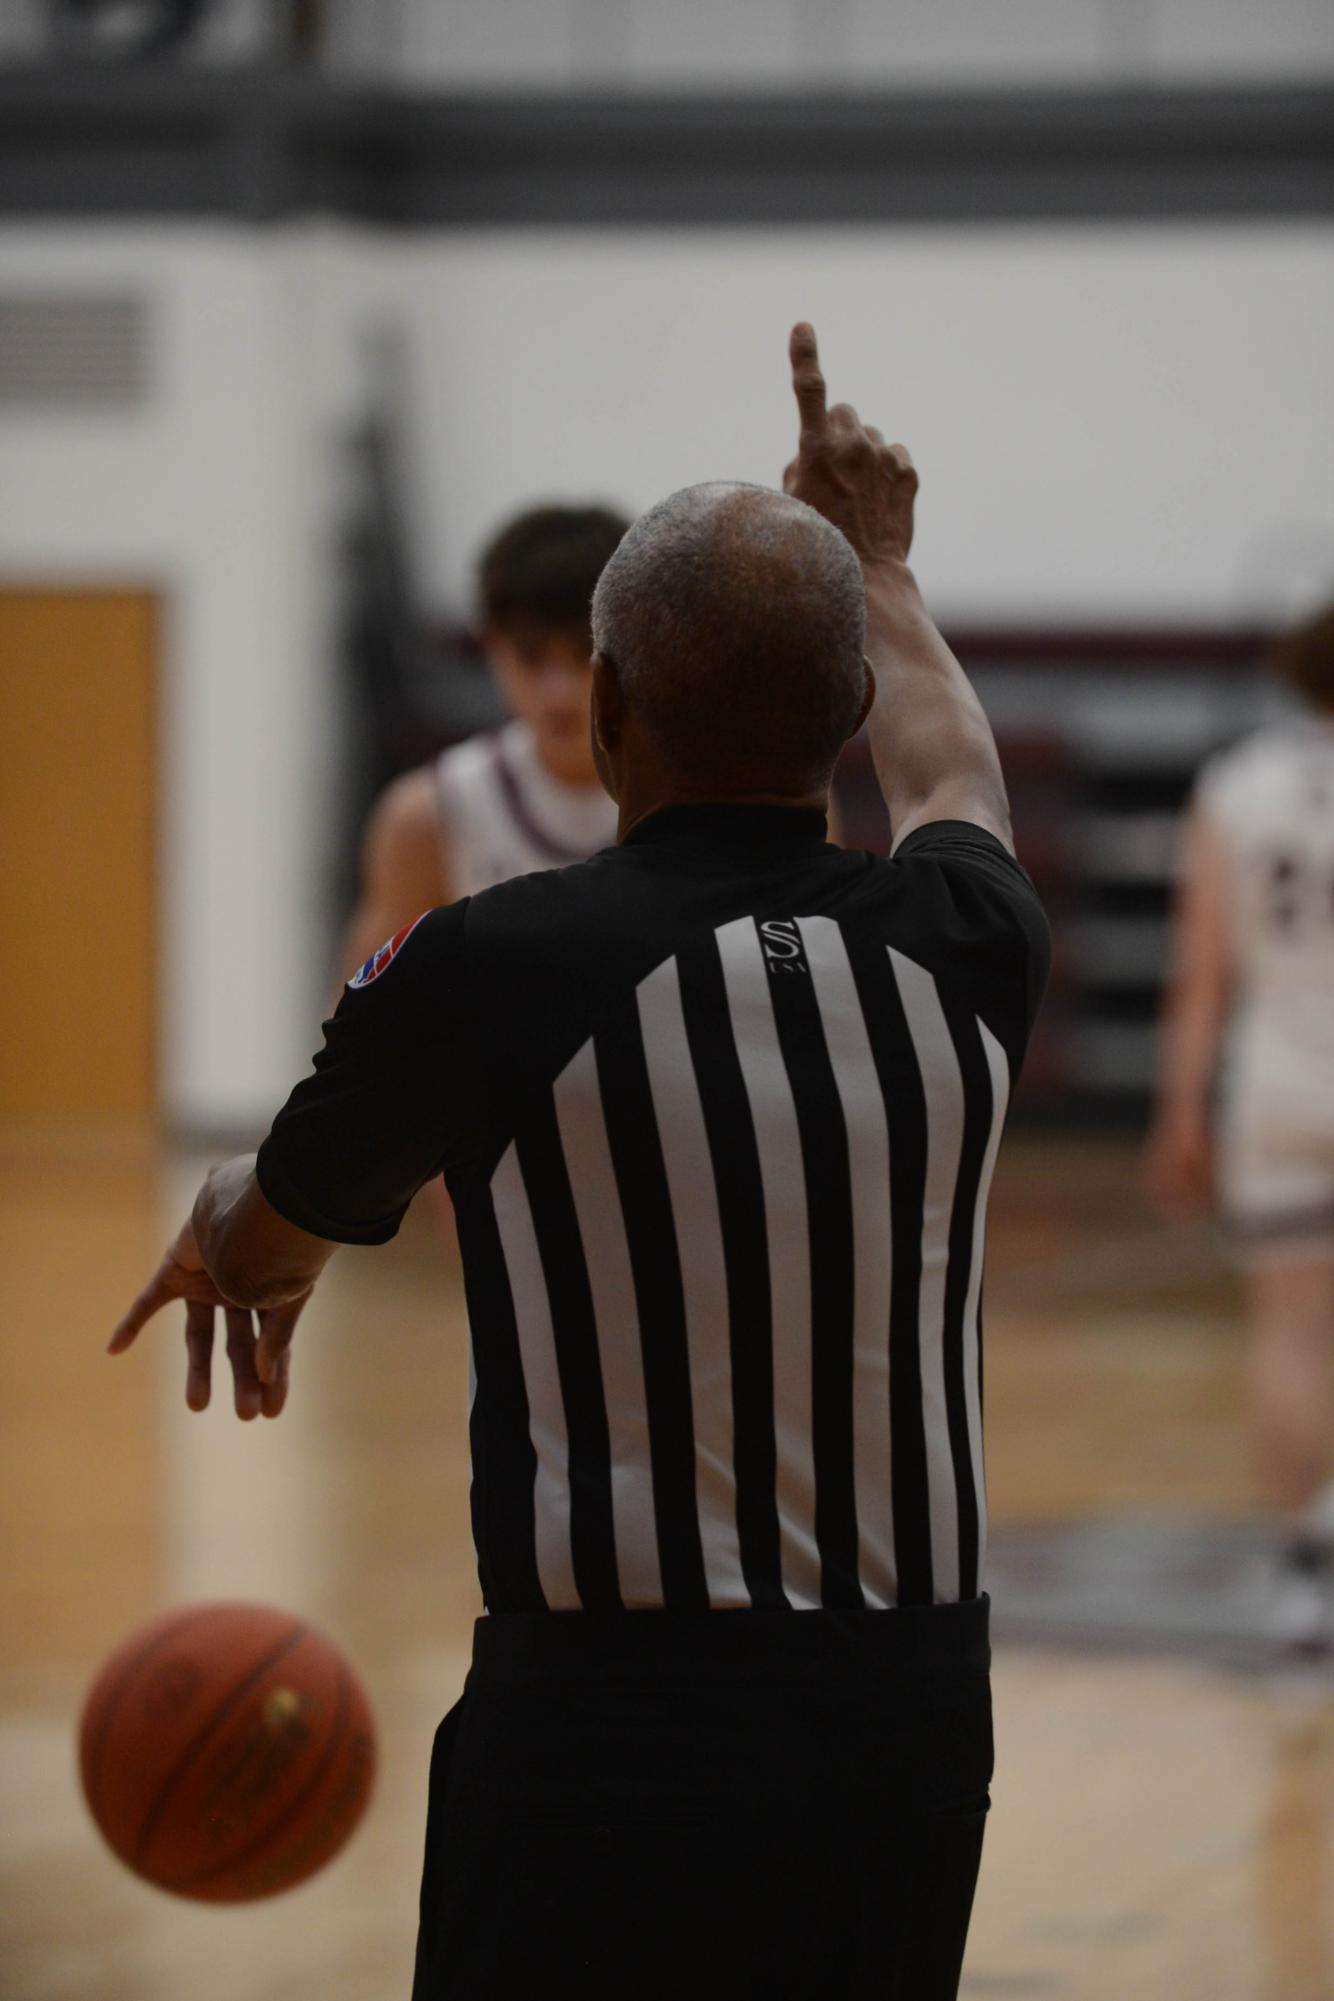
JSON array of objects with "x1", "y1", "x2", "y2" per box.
[
  {"x1": 759, "y1": 918, "x2": 808, "y2": 976},
  {"x1": 347, "y1": 915, "x2": 426, "y2": 990}
]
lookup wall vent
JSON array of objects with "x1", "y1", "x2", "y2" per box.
[{"x1": 0, "y1": 295, "x2": 151, "y2": 409}]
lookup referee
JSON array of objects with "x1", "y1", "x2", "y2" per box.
[{"x1": 113, "y1": 326, "x2": 1049, "y2": 1999}]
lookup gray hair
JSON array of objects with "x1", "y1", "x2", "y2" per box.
[{"x1": 591, "y1": 481, "x2": 867, "y2": 790}]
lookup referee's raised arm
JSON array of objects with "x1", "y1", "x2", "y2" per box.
[{"x1": 783, "y1": 323, "x2": 1012, "y2": 853}]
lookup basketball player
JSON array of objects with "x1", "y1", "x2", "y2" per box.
[
  {"x1": 341, "y1": 503, "x2": 628, "y2": 978},
  {"x1": 112, "y1": 324, "x2": 1049, "y2": 1997},
  {"x1": 1145, "y1": 605, "x2": 1334, "y2": 1651}
]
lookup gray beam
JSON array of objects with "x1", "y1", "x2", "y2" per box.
[{"x1": 0, "y1": 69, "x2": 1331, "y2": 226}]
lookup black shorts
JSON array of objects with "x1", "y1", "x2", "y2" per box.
[{"x1": 412, "y1": 1597, "x2": 993, "y2": 2001}]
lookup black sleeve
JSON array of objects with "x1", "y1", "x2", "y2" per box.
[
  {"x1": 893, "y1": 820, "x2": 1051, "y2": 1035},
  {"x1": 255, "y1": 902, "x2": 484, "y2": 1245}
]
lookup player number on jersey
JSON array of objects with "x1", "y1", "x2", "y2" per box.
[{"x1": 1260, "y1": 851, "x2": 1334, "y2": 937}]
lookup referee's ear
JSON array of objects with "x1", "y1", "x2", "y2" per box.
[
  {"x1": 853, "y1": 660, "x2": 876, "y2": 739},
  {"x1": 591, "y1": 652, "x2": 625, "y2": 750},
  {"x1": 590, "y1": 651, "x2": 624, "y2": 796}
]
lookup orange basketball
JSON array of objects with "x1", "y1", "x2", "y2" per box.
[{"x1": 79, "y1": 1601, "x2": 376, "y2": 1901}]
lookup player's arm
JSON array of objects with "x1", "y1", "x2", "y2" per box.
[
  {"x1": 1143, "y1": 800, "x2": 1232, "y2": 1219},
  {"x1": 107, "y1": 1159, "x2": 333, "y2": 1420},
  {"x1": 339, "y1": 766, "x2": 453, "y2": 986},
  {"x1": 782, "y1": 324, "x2": 1010, "y2": 854}
]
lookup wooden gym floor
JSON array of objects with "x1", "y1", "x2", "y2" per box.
[{"x1": 1, "y1": 1130, "x2": 1331, "y2": 2001}]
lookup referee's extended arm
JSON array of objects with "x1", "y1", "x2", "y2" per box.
[
  {"x1": 783, "y1": 323, "x2": 1012, "y2": 855},
  {"x1": 107, "y1": 1157, "x2": 334, "y2": 1418}
]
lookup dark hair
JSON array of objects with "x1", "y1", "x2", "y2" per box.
[
  {"x1": 477, "y1": 504, "x2": 631, "y2": 633},
  {"x1": 1270, "y1": 602, "x2": 1334, "y2": 711}
]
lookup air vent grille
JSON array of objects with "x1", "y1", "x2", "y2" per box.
[{"x1": 0, "y1": 295, "x2": 151, "y2": 409}]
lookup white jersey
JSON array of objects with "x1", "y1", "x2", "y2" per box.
[
  {"x1": 1196, "y1": 719, "x2": 1334, "y2": 1241},
  {"x1": 435, "y1": 720, "x2": 619, "y2": 898},
  {"x1": 1198, "y1": 720, "x2": 1334, "y2": 1059}
]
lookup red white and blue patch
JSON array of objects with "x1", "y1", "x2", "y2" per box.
[{"x1": 347, "y1": 914, "x2": 427, "y2": 991}]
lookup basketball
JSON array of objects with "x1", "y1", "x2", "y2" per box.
[{"x1": 78, "y1": 1602, "x2": 376, "y2": 1901}]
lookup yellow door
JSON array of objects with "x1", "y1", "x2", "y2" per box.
[{"x1": 0, "y1": 590, "x2": 158, "y2": 1120}]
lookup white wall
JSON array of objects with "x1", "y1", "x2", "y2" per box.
[
  {"x1": 359, "y1": 226, "x2": 1334, "y2": 624},
  {"x1": 0, "y1": 226, "x2": 335, "y2": 1131},
  {"x1": 324, "y1": 0, "x2": 1334, "y2": 89},
  {"x1": 3, "y1": 220, "x2": 1332, "y2": 1128},
  {"x1": 13, "y1": 0, "x2": 1334, "y2": 84}
]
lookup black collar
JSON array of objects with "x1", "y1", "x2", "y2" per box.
[{"x1": 623, "y1": 803, "x2": 828, "y2": 849}]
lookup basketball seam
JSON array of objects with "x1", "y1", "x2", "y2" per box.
[
  {"x1": 170, "y1": 1660, "x2": 360, "y2": 1894},
  {"x1": 130, "y1": 1622, "x2": 308, "y2": 1869},
  {"x1": 82, "y1": 1605, "x2": 221, "y2": 1822}
]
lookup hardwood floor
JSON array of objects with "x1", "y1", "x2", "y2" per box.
[{"x1": 1, "y1": 1131, "x2": 1330, "y2": 2000}]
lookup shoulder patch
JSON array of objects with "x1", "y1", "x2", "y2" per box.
[{"x1": 347, "y1": 914, "x2": 427, "y2": 991}]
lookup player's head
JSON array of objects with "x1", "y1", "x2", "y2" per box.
[
  {"x1": 1270, "y1": 602, "x2": 1334, "y2": 716},
  {"x1": 478, "y1": 503, "x2": 630, "y2": 784},
  {"x1": 589, "y1": 481, "x2": 870, "y2": 804}
]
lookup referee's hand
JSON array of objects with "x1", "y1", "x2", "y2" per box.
[
  {"x1": 782, "y1": 323, "x2": 918, "y2": 570},
  {"x1": 107, "y1": 1216, "x2": 308, "y2": 1421}
]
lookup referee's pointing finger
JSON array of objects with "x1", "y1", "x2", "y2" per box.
[
  {"x1": 789, "y1": 323, "x2": 827, "y2": 439},
  {"x1": 107, "y1": 1268, "x2": 174, "y2": 1354}
]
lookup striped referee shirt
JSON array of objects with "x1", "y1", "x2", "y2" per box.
[{"x1": 258, "y1": 805, "x2": 1049, "y2": 1616}]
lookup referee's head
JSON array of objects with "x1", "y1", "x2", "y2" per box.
[{"x1": 590, "y1": 481, "x2": 872, "y2": 810}]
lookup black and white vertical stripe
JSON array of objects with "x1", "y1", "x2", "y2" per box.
[{"x1": 477, "y1": 915, "x2": 1010, "y2": 1613}]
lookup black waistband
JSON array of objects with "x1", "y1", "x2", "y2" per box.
[{"x1": 468, "y1": 1597, "x2": 989, "y2": 1688}]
